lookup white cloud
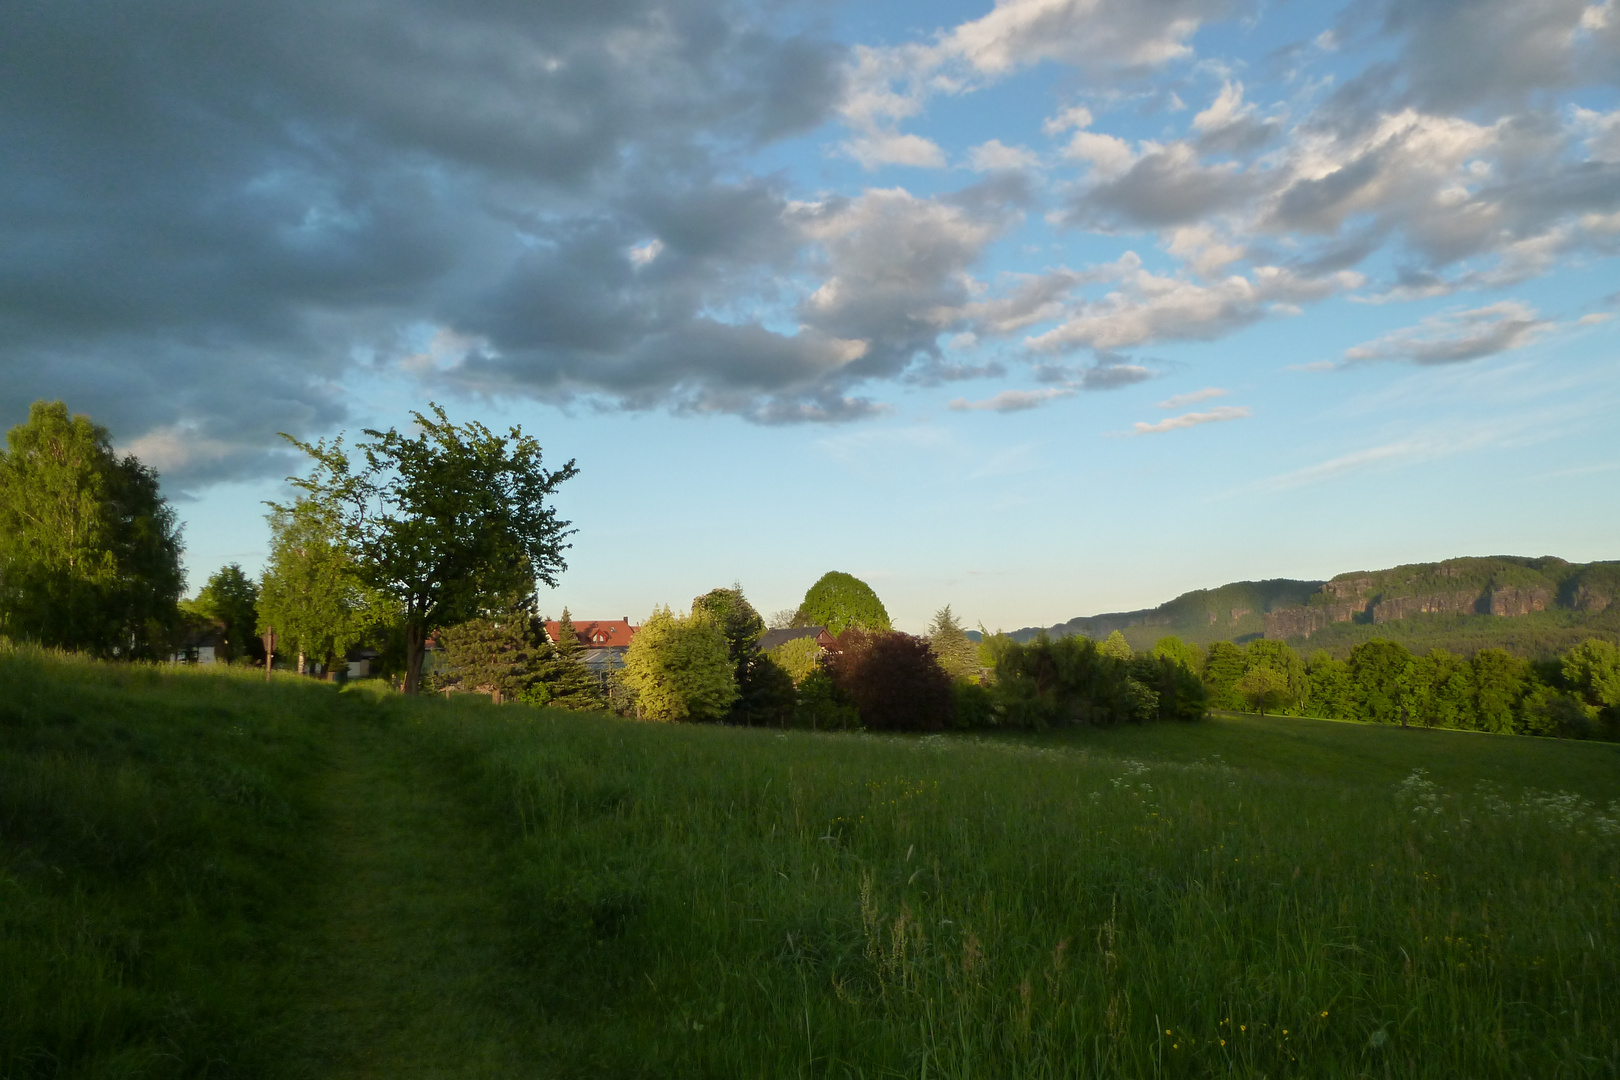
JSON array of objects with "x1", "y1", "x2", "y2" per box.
[
  {"x1": 949, "y1": 387, "x2": 1074, "y2": 412},
  {"x1": 628, "y1": 238, "x2": 664, "y2": 268},
  {"x1": 1343, "y1": 301, "x2": 1553, "y2": 365},
  {"x1": 1132, "y1": 404, "x2": 1251, "y2": 434},
  {"x1": 1155, "y1": 386, "x2": 1229, "y2": 409},
  {"x1": 1192, "y1": 81, "x2": 1252, "y2": 132},
  {"x1": 846, "y1": 131, "x2": 948, "y2": 170},
  {"x1": 968, "y1": 139, "x2": 1042, "y2": 171}
]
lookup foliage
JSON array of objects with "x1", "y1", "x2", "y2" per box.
[
  {"x1": 766, "y1": 635, "x2": 823, "y2": 684},
  {"x1": 287, "y1": 403, "x2": 577, "y2": 693},
  {"x1": 926, "y1": 604, "x2": 982, "y2": 682},
  {"x1": 1237, "y1": 666, "x2": 1292, "y2": 716},
  {"x1": 795, "y1": 571, "x2": 891, "y2": 636},
  {"x1": 990, "y1": 633, "x2": 1183, "y2": 727},
  {"x1": 1305, "y1": 649, "x2": 1354, "y2": 719},
  {"x1": 257, "y1": 496, "x2": 384, "y2": 672},
  {"x1": 183, "y1": 563, "x2": 262, "y2": 663},
  {"x1": 1202, "y1": 641, "x2": 1248, "y2": 710},
  {"x1": 620, "y1": 606, "x2": 737, "y2": 722},
  {"x1": 827, "y1": 629, "x2": 952, "y2": 731},
  {"x1": 732, "y1": 652, "x2": 797, "y2": 727},
  {"x1": 1098, "y1": 629, "x2": 1133, "y2": 661},
  {"x1": 790, "y1": 668, "x2": 860, "y2": 730},
  {"x1": 0, "y1": 400, "x2": 184, "y2": 657},
  {"x1": 1563, "y1": 638, "x2": 1620, "y2": 710},
  {"x1": 437, "y1": 607, "x2": 543, "y2": 703},
  {"x1": 951, "y1": 679, "x2": 995, "y2": 728},
  {"x1": 1471, "y1": 647, "x2": 1530, "y2": 734},
  {"x1": 1348, "y1": 639, "x2": 1415, "y2": 724},
  {"x1": 692, "y1": 585, "x2": 784, "y2": 725},
  {"x1": 530, "y1": 608, "x2": 607, "y2": 711},
  {"x1": 1152, "y1": 635, "x2": 1204, "y2": 676}
]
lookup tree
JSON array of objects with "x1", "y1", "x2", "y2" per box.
[
  {"x1": 827, "y1": 629, "x2": 952, "y2": 731},
  {"x1": 1243, "y1": 640, "x2": 1307, "y2": 713},
  {"x1": 620, "y1": 606, "x2": 737, "y2": 722},
  {"x1": 0, "y1": 401, "x2": 184, "y2": 657},
  {"x1": 1203, "y1": 641, "x2": 1247, "y2": 710},
  {"x1": 926, "y1": 604, "x2": 982, "y2": 682},
  {"x1": 287, "y1": 404, "x2": 577, "y2": 694},
  {"x1": 257, "y1": 498, "x2": 380, "y2": 676},
  {"x1": 438, "y1": 606, "x2": 542, "y2": 703},
  {"x1": 184, "y1": 563, "x2": 261, "y2": 663},
  {"x1": 531, "y1": 608, "x2": 607, "y2": 711},
  {"x1": 795, "y1": 571, "x2": 891, "y2": 636},
  {"x1": 1152, "y1": 636, "x2": 1203, "y2": 677},
  {"x1": 1237, "y1": 666, "x2": 1292, "y2": 716},
  {"x1": 1098, "y1": 630, "x2": 1133, "y2": 662},
  {"x1": 1304, "y1": 649, "x2": 1354, "y2": 719},
  {"x1": 1563, "y1": 639, "x2": 1620, "y2": 711},
  {"x1": 1348, "y1": 639, "x2": 1414, "y2": 723},
  {"x1": 767, "y1": 636, "x2": 823, "y2": 684},
  {"x1": 1471, "y1": 648, "x2": 1529, "y2": 734}
]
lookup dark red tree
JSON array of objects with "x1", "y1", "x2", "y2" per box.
[{"x1": 828, "y1": 629, "x2": 952, "y2": 731}]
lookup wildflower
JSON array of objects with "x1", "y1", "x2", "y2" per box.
[{"x1": 1320, "y1": 1011, "x2": 1328, "y2": 1018}]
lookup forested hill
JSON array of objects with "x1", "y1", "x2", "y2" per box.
[{"x1": 1012, "y1": 556, "x2": 1620, "y2": 659}]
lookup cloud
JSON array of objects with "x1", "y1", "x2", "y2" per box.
[
  {"x1": 1024, "y1": 258, "x2": 1362, "y2": 354},
  {"x1": 1343, "y1": 301, "x2": 1553, "y2": 365},
  {"x1": 847, "y1": 132, "x2": 949, "y2": 170},
  {"x1": 968, "y1": 140, "x2": 1042, "y2": 172},
  {"x1": 949, "y1": 388, "x2": 1074, "y2": 412},
  {"x1": 0, "y1": 0, "x2": 851, "y2": 485},
  {"x1": 1132, "y1": 404, "x2": 1252, "y2": 434},
  {"x1": 1156, "y1": 387, "x2": 1229, "y2": 408}
]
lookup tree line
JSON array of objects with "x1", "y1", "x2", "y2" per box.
[{"x1": 1172, "y1": 633, "x2": 1620, "y2": 739}]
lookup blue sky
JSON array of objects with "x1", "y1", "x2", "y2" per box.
[{"x1": 3, "y1": 0, "x2": 1617, "y2": 631}]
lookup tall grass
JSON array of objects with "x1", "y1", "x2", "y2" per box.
[
  {"x1": 0, "y1": 646, "x2": 335, "y2": 1078},
  {"x1": 419, "y1": 703, "x2": 1620, "y2": 1078},
  {"x1": 3, "y1": 648, "x2": 1617, "y2": 1077}
]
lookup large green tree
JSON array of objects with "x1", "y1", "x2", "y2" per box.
[
  {"x1": 620, "y1": 606, "x2": 737, "y2": 722},
  {"x1": 184, "y1": 563, "x2": 261, "y2": 663},
  {"x1": 288, "y1": 404, "x2": 577, "y2": 693},
  {"x1": 0, "y1": 401, "x2": 183, "y2": 657},
  {"x1": 795, "y1": 571, "x2": 891, "y2": 636},
  {"x1": 438, "y1": 605, "x2": 542, "y2": 703},
  {"x1": 257, "y1": 498, "x2": 382, "y2": 675}
]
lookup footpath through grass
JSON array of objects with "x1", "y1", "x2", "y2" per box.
[{"x1": 3, "y1": 648, "x2": 1619, "y2": 1078}]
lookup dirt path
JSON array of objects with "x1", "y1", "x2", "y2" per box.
[{"x1": 282, "y1": 712, "x2": 550, "y2": 1078}]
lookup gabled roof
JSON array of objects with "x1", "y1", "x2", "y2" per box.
[
  {"x1": 545, "y1": 618, "x2": 637, "y2": 648},
  {"x1": 758, "y1": 626, "x2": 836, "y2": 652}
]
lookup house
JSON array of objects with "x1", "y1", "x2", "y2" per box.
[
  {"x1": 544, "y1": 617, "x2": 638, "y2": 677},
  {"x1": 757, "y1": 626, "x2": 837, "y2": 653}
]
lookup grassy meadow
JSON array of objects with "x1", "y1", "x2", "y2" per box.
[{"x1": 3, "y1": 648, "x2": 1619, "y2": 1078}]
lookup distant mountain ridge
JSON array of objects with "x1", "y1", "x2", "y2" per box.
[{"x1": 1009, "y1": 556, "x2": 1620, "y2": 658}]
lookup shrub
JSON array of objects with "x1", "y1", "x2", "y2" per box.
[{"x1": 827, "y1": 629, "x2": 952, "y2": 731}]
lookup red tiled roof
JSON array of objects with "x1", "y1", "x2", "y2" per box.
[{"x1": 544, "y1": 619, "x2": 638, "y2": 647}]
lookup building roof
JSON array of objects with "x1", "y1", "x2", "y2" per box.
[
  {"x1": 758, "y1": 626, "x2": 835, "y2": 652},
  {"x1": 545, "y1": 618, "x2": 637, "y2": 648}
]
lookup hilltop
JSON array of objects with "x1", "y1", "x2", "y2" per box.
[{"x1": 1011, "y1": 555, "x2": 1620, "y2": 658}]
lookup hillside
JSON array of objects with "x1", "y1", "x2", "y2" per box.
[
  {"x1": 5, "y1": 647, "x2": 1618, "y2": 1078},
  {"x1": 1012, "y1": 555, "x2": 1620, "y2": 658}
]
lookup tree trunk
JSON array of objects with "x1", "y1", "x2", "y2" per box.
[
  {"x1": 403, "y1": 619, "x2": 427, "y2": 695},
  {"x1": 297, "y1": 651, "x2": 306, "y2": 676}
]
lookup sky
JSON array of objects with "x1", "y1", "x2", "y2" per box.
[{"x1": 3, "y1": 0, "x2": 1618, "y2": 633}]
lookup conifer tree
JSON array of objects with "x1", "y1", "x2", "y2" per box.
[
  {"x1": 926, "y1": 604, "x2": 982, "y2": 682},
  {"x1": 533, "y1": 607, "x2": 607, "y2": 710}
]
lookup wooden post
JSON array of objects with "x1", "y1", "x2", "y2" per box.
[{"x1": 262, "y1": 627, "x2": 277, "y2": 681}]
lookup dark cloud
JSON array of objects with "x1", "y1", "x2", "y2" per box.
[
  {"x1": 1066, "y1": 144, "x2": 1259, "y2": 228},
  {"x1": 0, "y1": 0, "x2": 850, "y2": 486}
]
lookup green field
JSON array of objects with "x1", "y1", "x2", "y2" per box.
[{"x1": 4, "y1": 648, "x2": 1619, "y2": 1078}]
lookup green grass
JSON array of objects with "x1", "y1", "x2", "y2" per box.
[{"x1": 3, "y1": 648, "x2": 1619, "y2": 1077}]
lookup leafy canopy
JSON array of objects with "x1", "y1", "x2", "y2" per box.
[
  {"x1": 0, "y1": 401, "x2": 183, "y2": 657},
  {"x1": 257, "y1": 498, "x2": 385, "y2": 670},
  {"x1": 184, "y1": 563, "x2": 261, "y2": 663},
  {"x1": 287, "y1": 403, "x2": 577, "y2": 693},
  {"x1": 620, "y1": 606, "x2": 737, "y2": 722},
  {"x1": 795, "y1": 571, "x2": 890, "y2": 636}
]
